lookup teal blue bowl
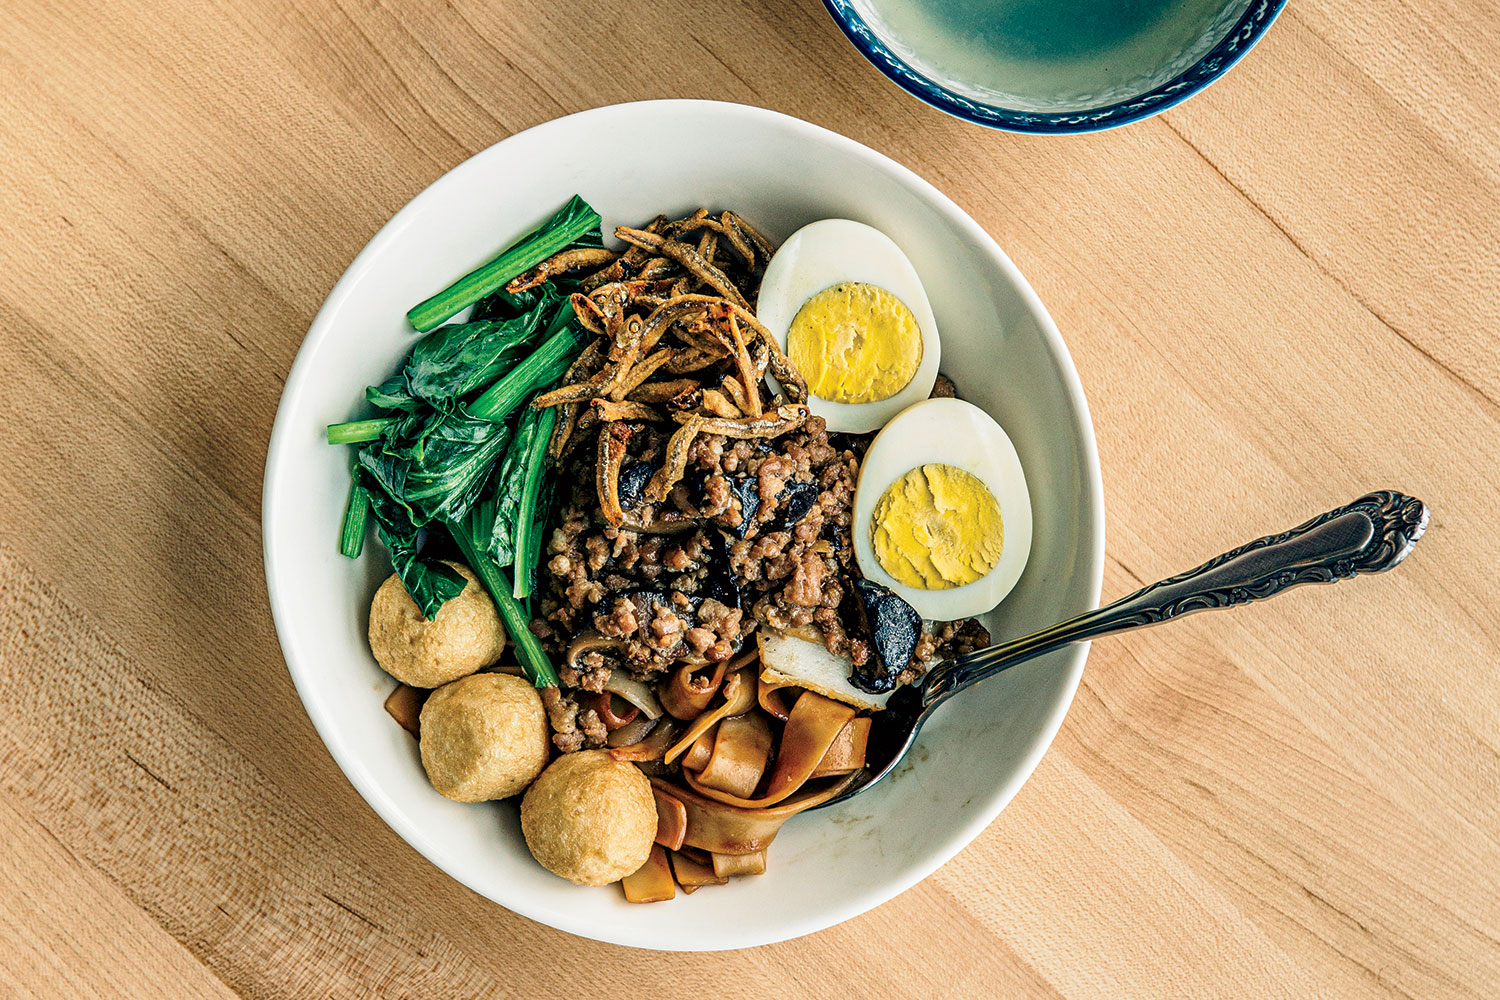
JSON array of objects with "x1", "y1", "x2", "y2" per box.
[{"x1": 823, "y1": 0, "x2": 1287, "y2": 133}]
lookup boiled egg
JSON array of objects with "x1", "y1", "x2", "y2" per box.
[
  {"x1": 853, "y1": 398, "x2": 1031, "y2": 621},
  {"x1": 755, "y1": 219, "x2": 940, "y2": 432}
]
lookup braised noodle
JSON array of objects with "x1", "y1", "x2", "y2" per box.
[{"x1": 389, "y1": 207, "x2": 987, "y2": 900}]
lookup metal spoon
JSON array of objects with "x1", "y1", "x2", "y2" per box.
[{"x1": 816, "y1": 490, "x2": 1430, "y2": 809}]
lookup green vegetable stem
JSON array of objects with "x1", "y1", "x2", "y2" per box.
[
  {"x1": 511, "y1": 405, "x2": 557, "y2": 600},
  {"x1": 466, "y1": 311, "x2": 586, "y2": 423},
  {"x1": 326, "y1": 417, "x2": 397, "y2": 445},
  {"x1": 449, "y1": 496, "x2": 560, "y2": 688},
  {"x1": 339, "y1": 477, "x2": 370, "y2": 558},
  {"x1": 405, "y1": 195, "x2": 601, "y2": 332}
]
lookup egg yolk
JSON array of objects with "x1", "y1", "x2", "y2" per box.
[
  {"x1": 786, "y1": 282, "x2": 922, "y2": 404},
  {"x1": 872, "y1": 464, "x2": 1003, "y2": 590}
]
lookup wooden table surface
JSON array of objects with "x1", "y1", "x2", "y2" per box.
[{"x1": 2, "y1": 0, "x2": 1497, "y2": 996}]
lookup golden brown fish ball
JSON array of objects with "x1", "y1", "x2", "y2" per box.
[
  {"x1": 368, "y1": 562, "x2": 505, "y2": 688},
  {"x1": 419, "y1": 673, "x2": 550, "y2": 802},
  {"x1": 520, "y1": 750, "x2": 657, "y2": 886}
]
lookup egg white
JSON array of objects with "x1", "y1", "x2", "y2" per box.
[
  {"x1": 755, "y1": 219, "x2": 940, "y2": 433},
  {"x1": 852, "y1": 398, "x2": 1032, "y2": 622}
]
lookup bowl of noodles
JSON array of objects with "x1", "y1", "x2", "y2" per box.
[{"x1": 263, "y1": 99, "x2": 1104, "y2": 949}]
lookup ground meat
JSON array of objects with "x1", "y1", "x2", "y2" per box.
[
  {"x1": 536, "y1": 404, "x2": 987, "y2": 691},
  {"x1": 538, "y1": 686, "x2": 609, "y2": 752},
  {"x1": 930, "y1": 372, "x2": 958, "y2": 398},
  {"x1": 556, "y1": 650, "x2": 612, "y2": 692},
  {"x1": 577, "y1": 708, "x2": 608, "y2": 746}
]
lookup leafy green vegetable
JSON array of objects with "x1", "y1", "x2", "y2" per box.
[
  {"x1": 406, "y1": 195, "x2": 601, "y2": 333},
  {"x1": 364, "y1": 476, "x2": 467, "y2": 619},
  {"x1": 365, "y1": 374, "x2": 419, "y2": 413},
  {"x1": 449, "y1": 493, "x2": 560, "y2": 687},
  {"x1": 467, "y1": 314, "x2": 587, "y2": 423},
  {"x1": 359, "y1": 413, "x2": 511, "y2": 527},
  {"x1": 487, "y1": 400, "x2": 553, "y2": 567},
  {"x1": 406, "y1": 290, "x2": 561, "y2": 406},
  {"x1": 339, "y1": 477, "x2": 370, "y2": 558},
  {"x1": 511, "y1": 406, "x2": 557, "y2": 599},
  {"x1": 519, "y1": 477, "x2": 553, "y2": 608},
  {"x1": 327, "y1": 417, "x2": 398, "y2": 445},
  {"x1": 328, "y1": 195, "x2": 590, "y2": 636}
]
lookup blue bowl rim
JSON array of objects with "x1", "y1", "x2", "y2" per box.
[{"x1": 821, "y1": 0, "x2": 1289, "y2": 133}]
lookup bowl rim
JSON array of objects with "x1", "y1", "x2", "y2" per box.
[
  {"x1": 821, "y1": 0, "x2": 1289, "y2": 134},
  {"x1": 262, "y1": 99, "x2": 1105, "y2": 949}
]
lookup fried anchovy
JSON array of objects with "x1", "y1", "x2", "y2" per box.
[
  {"x1": 570, "y1": 292, "x2": 611, "y2": 336},
  {"x1": 549, "y1": 401, "x2": 583, "y2": 460},
  {"x1": 596, "y1": 422, "x2": 636, "y2": 527},
  {"x1": 662, "y1": 213, "x2": 757, "y2": 271},
  {"x1": 720, "y1": 373, "x2": 754, "y2": 415},
  {"x1": 638, "y1": 298, "x2": 710, "y2": 354},
  {"x1": 562, "y1": 408, "x2": 599, "y2": 457},
  {"x1": 722, "y1": 310, "x2": 763, "y2": 417},
  {"x1": 716, "y1": 211, "x2": 758, "y2": 266},
  {"x1": 696, "y1": 228, "x2": 717, "y2": 263},
  {"x1": 506, "y1": 247, "x2": 619, "y2": 293},
  {"x1": 650, "y1": 293, "x2": 806, "y2": 402},
  {"x1": 699, "y1": 388, "x2": 742, "y2": 419},
  {"x1": 590, "y1": 399, "x2": 666, "y2": 422},
  {"x1": 614, "y1": 227, "x2": 750, "y2": 311},
  {"x1": 722, "y1": 210, "x2": 776, "y2": 263},
  {"x1": 671, "y1": 403, "x2": 810, "y2": 439},
  {"x1": 608, "y1": 347, "x2": 673, "y2": 401},
  {"x1": 533, "y1": 315, "x2": 646, "y2": 407},
  {"x1": 626, "y1": 378, "x2": 700, "y2": 403},
  {"x1": 661, "y1": 343, "x2": 727, "y2": 373},
  {"x1": 646, "y1": 415, "x2": 706, "y2": 503},
  {"x1": 665, "y1": 385, "x2": 704, "y2": 412}
]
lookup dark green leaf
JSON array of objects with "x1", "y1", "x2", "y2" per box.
[
  {"x1": 365, "y1": 374, "x2": 418, "y2": 413},
  {"x1": 359, "y1": 412, "x2": 511, "y2": 527},
  {"x1": 486, "y1": 401, "x2": 551, "y2": 567},
  {"x1": 466, "y1": 308, "x2": 587, "y2": 424},
  {"x1": 405, "y1": 293, "x2": 559, "y2": 406},
  {"x1": 363, "y1": 473, "x2": 466, "y2": 619}
]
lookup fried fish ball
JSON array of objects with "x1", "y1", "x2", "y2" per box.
[
  {"x1": 368, "y1": 562, "x2": 505, "y2": 688},
  {"x1": 520, "y1": 750, "x2": 657, "y2": 886},
  {"x1": 419, "y1": 673, "x2": 550, "y2": 802}
]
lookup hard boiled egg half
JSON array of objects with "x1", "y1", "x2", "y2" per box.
[
  {"x1": 853, "y1": 398, "x2": 1032, "y2": 622},
  {"x1": 755, "y1": 219, "x2": 940, "y2": 432}
]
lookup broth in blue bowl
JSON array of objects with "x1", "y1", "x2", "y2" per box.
[{"x1": 824, "y1": 0, "x2": 1287, "y2": 133}]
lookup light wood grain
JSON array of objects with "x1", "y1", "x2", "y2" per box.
[{"x1": 1, "y1": 0, "x2": 1496, "y2": 996}]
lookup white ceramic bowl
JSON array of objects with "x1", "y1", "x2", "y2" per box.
[{"x1": 263, "y1": 100, "x2": 1104, "y2": 950}]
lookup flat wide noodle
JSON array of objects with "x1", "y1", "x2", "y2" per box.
[
  {"x1": 691, "y1": 712, "x2": 772, "y2": 798},
  {"x1": 651, "y1": 771, "x2": 859, "y2": 855},
  {"x1": 620, "y1": 844, "x2": 676, "y2": 904},
  {"x1": 669, "y1": 850, "x2": 727, "y2": 889},
  {"x1": 383, "y1": 684, "x2": 426, "y2": 738},
  {"x1": 663, "y1": 668, "x2": 756, "y2": 765},
  {"x1": 808, "y1": 717, "x2": 871, "y2": 779},
  {"x1": 711, "y1": 851, "x2": 767, "y2": 878},
  {"x1": 682, "y1": 690, "x2": 855, "y2": 808},
  {"x1": 652, "y1": 786, "x2": 688, "y2": 851},
  {"x1": 658, "y1": 660, "x2": 728, "y2": 720},
  {"x1": 681, "y1": 725, "x2": 717, "y2": 772},
  {"x1": 756, "y1": 676, "x2": 801, "y2": 722}
]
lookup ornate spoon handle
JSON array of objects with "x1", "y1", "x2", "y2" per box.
[{"x1": 920, "y1": 491, "x2": 1429, "y2": 709}]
